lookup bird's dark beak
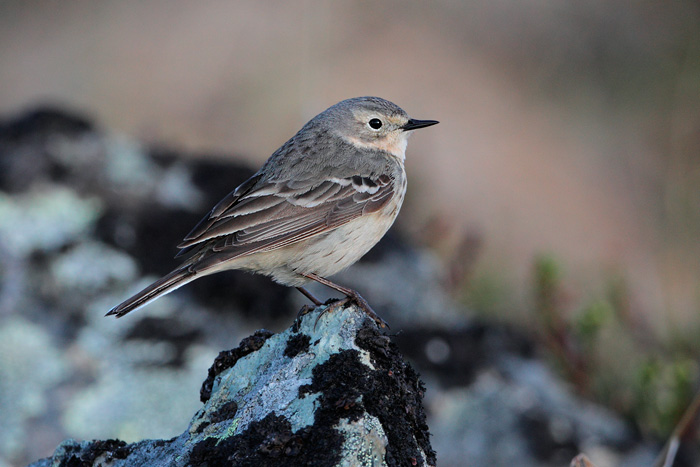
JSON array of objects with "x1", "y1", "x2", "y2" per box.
[{"x1": 402, "y1": 118, "x2": 439, "y2": 131}]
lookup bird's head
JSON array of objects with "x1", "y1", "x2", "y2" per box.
[{"x1": 317, "y1": 96, "x2": 438, "y2": 160}]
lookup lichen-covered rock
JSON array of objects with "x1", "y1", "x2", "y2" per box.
[{"x1": 30, "y1": 304, "x2": 436, "y2": 467}]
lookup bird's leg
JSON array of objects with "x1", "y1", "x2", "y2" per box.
[
  {"x1": 296, "y1": 286, "x2": 323, "y2": 306},
  {"x1": 294, "y1": 286, "x2": 324, "y2": 331},
  {"x1": 301, "y1": 273, "x2": 389, "y2": 329}
]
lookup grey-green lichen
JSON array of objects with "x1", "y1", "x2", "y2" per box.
[{"x1": 0, "y1": 186, "x2": 102, "y2": 257}]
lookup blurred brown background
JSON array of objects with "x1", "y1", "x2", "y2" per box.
[
  {"x1": 3, "y1": 1, "x2": 699, "y2": 335},
  {"x1": 2, "y1": 0, "x2": 700, "y2": 464}
]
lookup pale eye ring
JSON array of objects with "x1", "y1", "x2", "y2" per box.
[{"x1": 368, "y1": 118, "x2": 383, "y2": 130}]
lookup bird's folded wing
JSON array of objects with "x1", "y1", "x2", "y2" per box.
[{"x1": 176, "y1": 174, "x2": 394, "y2": 260}]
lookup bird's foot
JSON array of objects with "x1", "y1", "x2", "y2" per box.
[
  {"x1": 297, "y1": 273, "x2": 389, "y2": 329},
  {"x1": 293, "y1": 304, "x2": 315, "y2": 332},
  {"x1": 294, "y1": 287, "x2": 389, "y2": 330},
  {"x1": 344, "y1": 291, "x2": 390, "y2": 329},
  {"x1": 312, "y1": 297, "x2": 351, "y2": 329},
  {"x1": 313, "y1": 293, "x2": 389, "y2": 330}
]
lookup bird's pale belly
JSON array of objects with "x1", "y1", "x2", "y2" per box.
[
  {"x1": 290, "y1": 213, "x2": 393, "y2": 275},
  {"x1": 232, "y1": 191, "x2": 404, "y2": 287}
]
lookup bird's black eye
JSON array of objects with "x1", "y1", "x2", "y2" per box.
[{"x1": 368, "y1": 118, "x2": 383, "y2": 130}]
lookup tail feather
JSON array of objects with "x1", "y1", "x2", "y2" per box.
[{"x1": 106, "y1": 267, "x2": 196, "y2": 318}]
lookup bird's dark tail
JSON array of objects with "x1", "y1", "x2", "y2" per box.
[{"x1": 106, "y1": 266, "x2": 196, "y2": 318}]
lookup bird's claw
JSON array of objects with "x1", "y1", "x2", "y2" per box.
[
  {"x1": 316, "y1": 295, "x2": 389, "y2": 330},
  {"x1": 295, "y1": 293, "x2": 389, "y2": 331}
]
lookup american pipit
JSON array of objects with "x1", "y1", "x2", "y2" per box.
[{"x1": 107, "y1": 97, "x2": 438, "y2": 326}]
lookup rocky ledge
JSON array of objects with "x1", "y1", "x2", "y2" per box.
[{"x1": 30, "y1": 304, "x2": 435, "y2": 467}]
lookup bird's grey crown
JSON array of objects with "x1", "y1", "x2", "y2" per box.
[
  {"x1": 304, "y1": 97, "x2": 408, "y2": 133},
  {"x1": 325, "y1": 96, "x2": 409, "y2": 119}
]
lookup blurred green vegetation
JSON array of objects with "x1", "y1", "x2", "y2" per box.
[
  {"x1": 455, "y1": 1, "x2": 700, "y2": 443},
  {"x1": 462, "y1": 253, "x2": 700, "y2": 440}
]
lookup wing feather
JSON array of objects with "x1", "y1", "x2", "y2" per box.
[{"x1": 176, "y1": 172, "x2": 396, "y2": 264}]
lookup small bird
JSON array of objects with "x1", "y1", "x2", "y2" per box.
[{"x1": 107, "y1": 97, "x2": 438, "y2": 326}]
